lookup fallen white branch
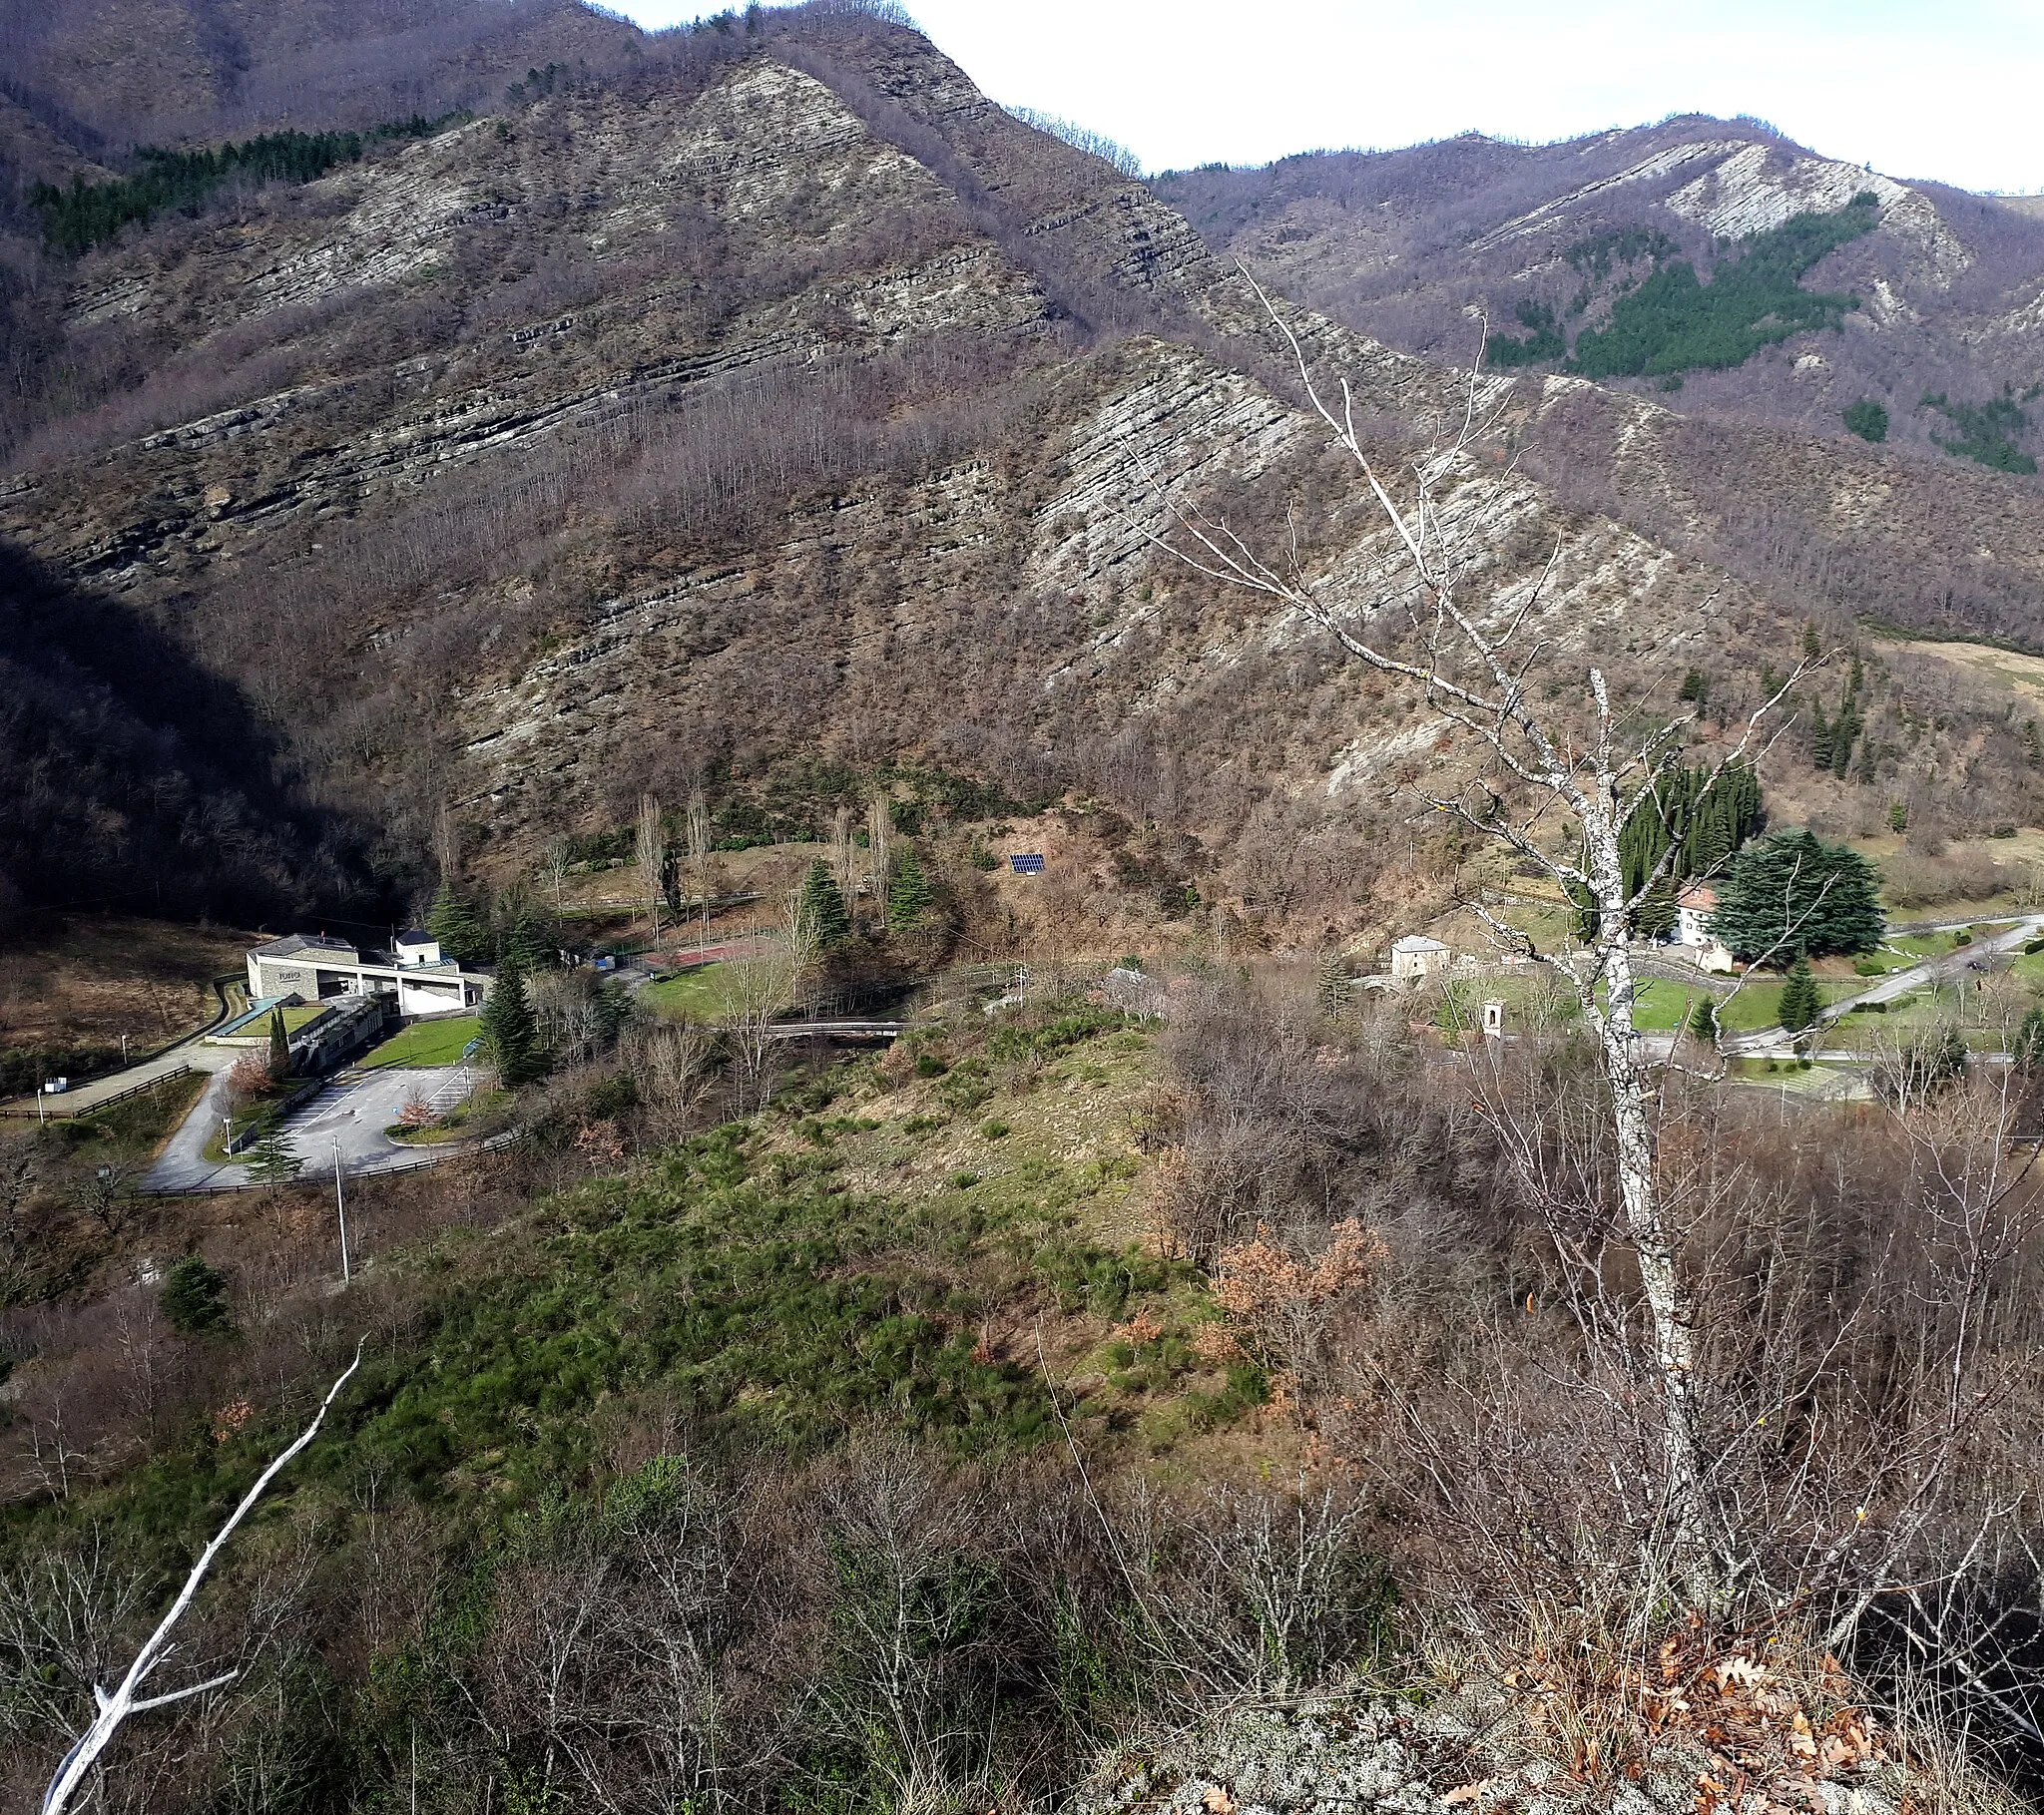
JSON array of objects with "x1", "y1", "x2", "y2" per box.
[{"x1": 41, "y1": 1340, "x2": 365, "y2": 1815}]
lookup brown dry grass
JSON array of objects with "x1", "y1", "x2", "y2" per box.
[{"x1": 0, "y1": 916, "x2": 251, "y2": 1054}]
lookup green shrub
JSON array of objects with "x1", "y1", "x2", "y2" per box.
[
  {"x1": 162, "y1": 1255, "x2": 232, "y2": 1335},
  {"x1": 1843, "y1": 399, "x2": 1888, "y2": 443}
]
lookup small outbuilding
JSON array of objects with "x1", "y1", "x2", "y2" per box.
[{"x1": 1389, "y1": 933, "x2": 1452, "y2": 983}]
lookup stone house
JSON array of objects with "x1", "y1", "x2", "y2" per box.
[{"x1": 1388, "y1": 934, "x2": 1452, "y2": 983}]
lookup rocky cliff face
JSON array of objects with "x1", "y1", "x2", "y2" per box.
[{"x1": 3, "y1": 7, "x2": 2040, "y2": 925}]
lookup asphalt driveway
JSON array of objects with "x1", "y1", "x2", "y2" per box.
[{"x1": 145, "y1": 1066, "x2": 478, "y2": 1192}]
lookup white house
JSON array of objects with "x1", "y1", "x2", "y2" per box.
[
  {"x1": 1673, "y1": 884, "x2": 1736, "y2": 974},
  {"x1": 1389, "y1": 933, "x2": 1452, "y2": 983},
  {"x1": 246, "y1": 932, "x2": 491, "y2": 1019}
]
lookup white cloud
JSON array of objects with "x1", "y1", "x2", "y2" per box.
[{"x1": 612, "y1": 0, "x2": 2044, "y2": 194}]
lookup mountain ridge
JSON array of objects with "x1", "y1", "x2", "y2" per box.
[{"x1": 4, "y1": 3, "x2": 2044, "y2": 932}]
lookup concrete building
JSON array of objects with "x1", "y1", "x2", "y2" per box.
[
  {"x1": 246, "y1": 931, "x2": 490, "y2": 1019},
  {"x1": 1389, "y1": 933, "x2": 1452, "y2": 983},
  {"x1": 210, "y1": 993, "x2": 391, "y2": 1073}
]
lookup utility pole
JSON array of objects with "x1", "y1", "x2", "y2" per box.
[{"x1": 332, "y1": 1141, "x2": 351, "y2": 1283}]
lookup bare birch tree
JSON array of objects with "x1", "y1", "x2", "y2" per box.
[
  {"x1": 686, "y1": 787, "x2": 712, "y2": 946},
  {"x1": 832, "y1": 806, "x2": 857, "y2": 930},
  {"x1": 1140, "y1": 277, "x2": 1822, "y2": 1606},
  {"x1": 636, "y1": 793, "x2": 667, "y2": 942},
  {"x1": 867, "y1": 790, "x2": 892, "y2": 931},
  {"x1": 541, "y1": 837, "x2": 571, "y2": 912}
]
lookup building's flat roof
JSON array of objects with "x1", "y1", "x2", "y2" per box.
[{"x1": 252, "y1": 933, "x2": 357, "y2": 959}]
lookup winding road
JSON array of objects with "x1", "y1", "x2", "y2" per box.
[{"x1": 1719, "y1": 913, "x2": 2044, "y2": 1057}]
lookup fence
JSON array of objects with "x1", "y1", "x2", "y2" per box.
[
  {"x1": 144, "y1": 1131, "x2": 521, "y2": 1197},
  {"x1": 1, "y1": 1063, "x2": 197, "y2": 1122}
]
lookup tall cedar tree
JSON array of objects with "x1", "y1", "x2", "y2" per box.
[
  {"x1": 266, "y1": 1008, "x2": 291, "y2": 1079},
  {"x1": 1779, "y1": 955, "x2": 1822, "y2": 1031},
  {"x1": 1710, "y1": 829, "x2": 1884, "y2": 961},
  {"x1": 481, "y1": 966, "x2": 546, "y2": 1086},
  {"x1": 887, "y1": 846, "x2": 930, "y2": 927},
  {"x1": 798, "y1": 859, "x2": 852, "y2": 949},
  {"x1": 428, "y1": 881, "x2": 490, "y2": 965}
]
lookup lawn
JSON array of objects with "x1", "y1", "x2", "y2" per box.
[
  {"x1": 640, "y1": 964, "x2": 730, "y2": 1020},
  {"x1": 49, "y1": 1069, "x2": 208, "y2": 1162},
  {"x1": 359, "y1": 1016, "x2": 481, "y2": 1069},
  {"x1": 1716, "y1": 977, "x2": 1852, "y2": 1033}
]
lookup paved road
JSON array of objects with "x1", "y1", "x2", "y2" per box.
[
  {"x1": 145, "y1": 1065, "x2": 245, "y2": 1192},
  {"x1": 144, "y1": 1066, "x2": 478, "y2": 1193},
  {"x1": 1720, "y1": 913, "x2": 2044, "y2": 1057}
]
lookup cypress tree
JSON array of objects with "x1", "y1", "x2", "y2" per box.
[
  {"x1": 799, "y1": 859, "x2": 852, "y2": 949},
  {"x1": 887, "y1": 846, "x2": 931, "y2": 927},
  {"x1": 1779, "y1": 956, "x2": 1821, "y2": 1032},
  {"x1": 481, "y1": 966, "x2": 546, "y2": 1086},
  {"x1": 266, "y1": 1008, "x2": 292, "y2": 1079}
]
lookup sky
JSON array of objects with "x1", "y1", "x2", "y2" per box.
[{"x1": 605, "y1": 0, "x2": 2044, "y2": 194}]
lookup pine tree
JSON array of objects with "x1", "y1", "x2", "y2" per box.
[
  {"x1": 799, "y1": 859, "x2": 852, "y2": 949},
  {"x1": 1712, "y1": 829, "x2": 1884, "y2": 961},
  {"x1": 481, "y1": 966, "x2": 546, "y2": 1086},
  {"x1": 1830, "y1": 686, "x2": 1862, "y2": 776},
  {"x1": 1689, "y1": 998, "x2": 1719, "y2": 1042},
  {"x1": 161, "y1": 1255, "x2": 232, "y2": 1334},
  {"x1": 245, "y1": 1125, "x2": 304, "y2": 1186},
  {"x1": 500, "y1": 893, "x2": 558, "y2": 973},
  {"x1": 1779, "y1": 956, "x2": 1821, "y2": 1032},
  {"x1": 1809, "y1": 697, "x2": 1833, "y2": 770},
  {"x1": 887, "y1": 846, "x2": 931, "y2": 928},
  {"x1": 428, "y1": 881, "x2": 489, "y2": 965},
  {"x1": 266, "y1": 1008, "x2": 291, "y2": 1079}
]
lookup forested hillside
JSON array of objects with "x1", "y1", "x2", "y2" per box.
[
  {"x1": 9, "y1": 7, "x2": 2044, "y2": 1813},
  {"x1": 6, "y1": 2, "x2": 2044, "y2": 932}
]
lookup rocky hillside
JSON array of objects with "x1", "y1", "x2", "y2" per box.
[
  {"x1": 1158, "y1": 123, "x2": 2044, "y2": 638},
  {"x1": 5, "y1": 4, "x2": 2044, "y2": 932},
  {"x1": 1157, "y1": 118, "x2": 2044, "y2": 451}
]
